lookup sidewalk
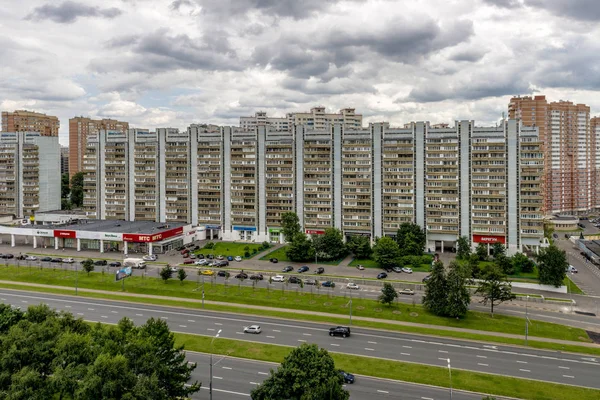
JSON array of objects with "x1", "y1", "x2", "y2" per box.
[{"x1": 1, "y1": 279, "x2": 597, "y2": 349}]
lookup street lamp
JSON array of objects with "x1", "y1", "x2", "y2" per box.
[
  {"x1": 525, "y1": 295, "x2": 529, "y2": 345},
  {"x1": 447, "y1": 358, "x2": 453, "y2": 399},
  {"x1": 210, "y1": 329, "x2": 222, "y2": 400}
]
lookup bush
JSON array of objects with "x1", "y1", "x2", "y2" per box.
[
  {"x1": 262, "y1": 241, "x2": 270, "y2": 250},
  {"x1": 244, "y1": 251, "x2": 250, "y2": 258},
  {"x1": 252, "y1": 248, "x2": 258, "y2": 255},
  {"x1": 205, "y1": 242, "x2": 215, "y2": 250}
]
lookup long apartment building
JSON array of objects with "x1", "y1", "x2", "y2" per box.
[
  {"x1": 240, "y1": 107, "x2": 362, "y2": 132},
  {"x1": 69, "y1": 116, "x2": 129, "y2": 178},
  {"x1": 83, "y1": 120, "x2": 543, "y2": 254},
  {"x1": 1, "y1": 110, "x2": 60, "y2": 136},
  {"x1": 0, "y1": 132, "x2": 60, "y2": 218},
  {"x1": 593, "y1": 117, "x2": 600, "y2": 212},
  {"x1": 509, "y1": 95, "x2": 593, "y2": 214}
]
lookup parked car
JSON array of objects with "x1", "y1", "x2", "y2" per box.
[
  {"x1": 271, "y1": 275, "x2": 286, "y2": 282},
  {"x1": 250, "y1": 274, "x2": 264, "y2": 280},
  {"x1": 3, "y1": 254, "x2": 14, "y2": 259},
  {"x1": 25, "y1": 255, "x2": 37, "y2": 261},
  {"x1": 377, "y1": 272, "x2": 388, "y2": 279},
  {"x1": 315, "y1": 267, "x2": 325, "y2": 274},
  {"x1": 303, "y1": 279, "x2": 317, "y2": 285},
  {"x1": 235, "y1": 272, "x2": 249, "y2": 279},
  {"x1": 398, "y1": 288, "x2": 415, "y2": 295},
  {"x1": 180, "y1": 249, "x2": 189, "y2": 255},
  {"x1": 170, "y1": 266, "x2": 179, "y2": 272},
  {"x1": 234, "y1": 256, "x2": 242, "y2": 262},
  {"x1": 553, "y1": 233, "x2": 558, "y2": 239},
  {"x1": 196, "y1": 253, "x2": 205, "y2": 259},
  {"x1": 218, "y1": 260, "x2": 229, "y2": 267},
  {"x1": 567, "y1": 265, "x2": 578, "y2": 273},
  {"x1": 298, "y1": 266, "x2": 309, "y2": 273},
  {"x1": 340, "y1": 371, "x2": 355, "y2": 384},
  {"x1": 288, "y1": 276, "x2": 302, "y2": 284},
  {"x1": 61, "y1": 257, "x2": 74, "y2": 263},
  {"x1": 41, "y1": 256, "x2": 53, "y2": 262},
  {"x1": 51, "y1": 258, "x2": 63, "y2": 263},
  {"x1": 346, "y1": 282, "x2": 360, "y2": 290},
  {"x1": 270, "y1": 258, "x2": 279, "y2": 263},
  {"x1": 109, "y1": 261, "x2": 121, "y2": 267},
  {"x1": 321, "y1": 281, "x2": 335, "y2": 288},
  {"x1": 143, "y1": 254, "x2": 157, "y2": 261},
  {"x1": 422, "y1": 275, "x2": 432, "y2": 283},
  {"x1": 227, "y1": 256, "x2": 234, "y2": 261},
  {"x1": 243, "y1": 325, "x2": 261, "y2": 334},
  {"x1": 356, "y1": 264, "x2": 364, "y2": 270},
  {"x1": 207, "y1": 254, "x2": 214, "y2": 259},
  {"x1": 176, "y1": 246, "x2": 186, "y2": 251},
  {"x1": 195, "y1": 259, "x2": 208, "y2": 266},
  {"x1": 392, "y1": 266, "x2": 402, "y2": 273},
  {"x1": 16, "y1": 255, "x2": 27, "y2": 260},
  {"x1": 216, "y1": 255, "x2": 224, "y2": 260},
  {"x1": 401, "y1": 267, "x2": 413, "y2": 274},
  {"x1": 189, "y1": 254, "x2": 197, "y2": 259},
  {"x1": 384, "y1": 267, "x2": 393, "y2": 273},
  {"x1": 185, "y1": 243, "x2": 196, "y2": 248},
  {"x1": 93, "y1": 259, "x2": 107, "y2": 266},
  {"x1": 217, "y1": 270, "x2": 230, "y2": 277},
  {"x1": 182, "y1": 259, "x2": 194, "y2": 264},
  {"x1": 201, "y1": 269, "x2": 214, "y2": 276},
  {"x1": 329, "y1": 326, "x2": 351, "y2": 338},
  {"x1": 282, "y1": 266, "x2": 293, "y2": 272}
]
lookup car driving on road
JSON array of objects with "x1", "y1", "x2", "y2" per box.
[
  {"x1": 346, "y1": 282, "x2": 360, "y2": 290},
  {"x1": 321, "y1": 281, "x2": 335, "y2": 288},
  {"x1": 271, "y1": 275, "x2": 285, "y2": 282},
  {"x1": 377, "y1": 272, "x2": 388, "y2": 279},
  {"x1": 143, "y1": 254, "x2": 157, "y2": 261},
  {"x1": 392, "y1": 266, "x2": 402, "y2": 273},
  {"x1": 315, "y1": 267, "x2": 325, "y2": 274},
  {"x1": 297, "y1": 266, "x2": 309, "y2": 273},
  {"x1": 63, "y1": 258, "x2": 75, "y2": 263},
  {"x1": 234, "y1": 256, "x2": 242, "y2": 262},
  {"x1": 329, "y1": 326, "x2": 351, "y2": 338},
  {"x1": 340, "y1": 371, "x2": 355, "y2": 383},
  {"x1": 244, "y1": 325, "x2": 261, "y2": 334},
  {"x1": 282, "y1": 266, "x2": 293, "y2": 272},
  {"x1": 250, "y1": 274, "x2": 264, "y2": 280},
  {"x1": 288, "y1": 276, "x2": 302, "y2": 284},
  {"x1": 398, "y1": 288, "x2": 415, "y2": 295}
]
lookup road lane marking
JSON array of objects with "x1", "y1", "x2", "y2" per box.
[
  {"x1": 303, "y1": 333, "x2": 312, "y2": 336},
  {"x1": 179, "y1": 325, "x2": 187, "y2": 328},
  {"x1": 559, "y1": 366, "x2": 570, "y2": 370},
  {"x1": 65, "y1": 305, "x2": 71, "y2": 308},
  {"x1": 215, "y1": 323, "x2": 222, "y2": 326},
  {"x1": 478, "y1": 363, "x2": 489, "y2": 367},
  {"x1": 160, "y1": 316, "x2": 168, "y2": 320},
  {"x1": 101, "y1": 316, "x2": 108, "y2": 319},
  {"x1": 136, "y1": 314, "x2": 143, "y2": 316},
  {"x1": 222, "y1": 367, "x2": 232, "y2": 370},
  {"x1": 438, "y1": 350, "x2": 448, "y2": 353},
  {"x1": 266, "y1": 335, "x2": 275, "y2": 339},
  {"x1": 258, "y1": 372, "x2": 268, "y2": 375},
  {"x1": 77, "y1": 313, "x2": 84, "y2": 316},
  {"x1": 403, "y1": 346, "x2": 412, "y2": 349},
  {"x1": 207, "y1": 328, "x2": 215, "y2": 331},
  {"x1": 188, "y1": 319, "x2": 195, "y2": 323},
  {"x1": 365, "y1": 348, "x2": 374, "y2": 351},
  {"x1": 368, "y1": 341, "x2": 378, "y2": 344},
  {"x1": 273, "y1": 329, "x2": 281, "y2": 332},
  {"x1": 438, "y1": 358, "x2": 447, "y2": 361},
  {"x1": 297, "y1": 339, "x2": 306, "y2": 342},
  {"x1": 250, "y1": 382, "x2": 258, "y2": 385},
  {"x1": 88, "y1": 308, "x2": 94, "y2": 311},
  {"x1": 236, "y1": 332, "x2": 244, "y2": 335},
  {"x1": 519, "y1": 369, "x2": 530, "y2": 372},
  {"x1": 21, "y1": 300, "x2": 28, "y2": 303},
  {"x1": 477, "y1": 355, "x2": 487, "y2": 359},
  {"x1": 377, "y1": 390, "x2": 389, "y2": 394},
  {"x1": 517, "y1": 361, "x2": 527, "y2": 364},
  {"x1": 213, "y1": 376, "x2": 222, "y2": 380},
  {"x1": 330, "y1": 343, "x2": 340, "y2": 346},
  {"x1": 422, "y1": 397, "x2": 434, "y2": 400},
  {"x1": 401, "y1": 353, "x2": 410, "y2": 356},
  {"x1": 563, "y1": 375, "x2": 575, "y2": 379}
]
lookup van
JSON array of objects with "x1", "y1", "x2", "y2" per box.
[
  {"x1": 123, "y1": 258, "x2": 146, "y2": 269},
  {"x1": 566, "y1": 265, "x2": 578, "y2": 273}
]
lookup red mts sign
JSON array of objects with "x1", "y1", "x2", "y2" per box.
[
  {"x1": 305, "y1": 229, "x2": 325, "y2": 235},
  {"x1": 53, "y1": 230, "x2": 76, "y2": 239},
  {"x1": 472, "y1": 235, "x2": 506, "y2": 244},
  {"x1": 123, "y1": 226, "x2": 184, "y2": 242}
]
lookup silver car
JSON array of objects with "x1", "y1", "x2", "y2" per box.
[{"x1": 243, "y1": 325, "x2": 261, "y2": 334}]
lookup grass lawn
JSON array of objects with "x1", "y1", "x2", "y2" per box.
[
  {"x1": 566, "y1": 276, "x2": 584, "y2": 295},
  {"x1": 174, "y1": 333, "x2": 600, "y2": 400},
  {"x1": 0, "y1": 265, "x2": 591, "y2": 344},
  {"x1": 196, "y1": 242, "x2": 267, "y2": 259},
  {"x1": 260, "y1": 246, "x2": 345, "y2": 265}
]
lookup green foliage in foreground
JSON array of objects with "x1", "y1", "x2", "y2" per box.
[{"x1": 0, "y1": 304, "x2": 199, "y2": 400}]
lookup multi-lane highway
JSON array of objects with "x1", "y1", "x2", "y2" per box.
[
  {"x1": 1, "y1": 289, "x2": 599, "y2": 391},
  {"x1": 186, "y1": 352, "x2": 490, "y2": 399}
]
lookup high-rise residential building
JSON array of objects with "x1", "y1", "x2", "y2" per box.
[
  {"x1": 592, "y1": 117, "x2": 600, "y2": 210},
  {"x1": 69, "y1": 117, "x2": 129, "y2": 178},
  {"x1": 82, "y1": 120, "x2": 543, "y2": 254},
  {"x1": 509, "y1": 95, "x2": 592, "y2": 214},
  {"x1": 0, "y1": 132, "x2": 60, "y2": 218},
  {"x1": 240, "y1": 107, "x2": 362, "y2": 132},
  {"x1": 60, "y1": 146, "x2": 69, "y2": 175},
  {"x1": 1, "y1": 110, "x2": 60, "y2": 136}
]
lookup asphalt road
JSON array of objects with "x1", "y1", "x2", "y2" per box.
[
  {"x1": 1, "y1": 289, "x2": 599, "y2": 391},
  {"x1": 185, "y1": 352, "x2": 492, "y2": 400}
]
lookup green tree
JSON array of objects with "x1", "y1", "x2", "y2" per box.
[
  {"x1": 250, "y1": 343, "x2": 349, "y2": 400},
  {"x1": 422, "y1": 261, "x2": 448, "y2": 316},
  {"x1": 69, "y1": 172, "x2": 84, "y2": 208},
  {"x1": 285, "y1": 232, "x2": 314, "y2": 262},
  {"x1": 379, "y1": 283, "x2": 398, "y2": 306},
  {"x1": 395, "y1": 223, "x2": 426, "y2": 257},
  {"x1": 491, "y1": 243, "x2": 506, "y2": 259},
  {"x1": 177, "y1": 268, "x2": 187, "y2": 285},
  {"x1": 456, "y1": 236, "x2": 471, "y2": 260},
  {"x1": 467, "y1": 253, "x2": 481, "y2": 279},
  {"x1": 536, "y1": 245, "x2": 567, "y2": 287},
  {"x1": 445, "y1": 262, "x2": 471, "y2": 318},
  {"x1": 475, "y1": 264, "x2": 516, "y2": 316},
  {"x1": 82, "y1": 259, "x2": 94, "y2": 276},
  {"x1": 475, "y1": 243, "x2": 488, "y2": 261},
  {"x1": 346, "y1": 236, "x2": 372, "y2": 259},
  {"x1": 61, "y1": 173, "x2": 70, "y2": 199},
  {"x1": 372, "y1": 236, "x2": 401, "y2": 270},
  {"x1": 281, "y1": 212, "x2": 302, "y2": 243},
  {"x1": 495, "y1": 254, "x2": 514, "y2": 275},
  {"x1": 0, "y1": 304, "x2": 24, "y2": 333},
  {"x1": 511, "y1": 253, "x2": 535, "y2": 274},
  {"x1": 60, "y1": 199, "x2": 72, "y2": 211},
  {"x1": 159, "y1": 266, "x2": 172, "y2": 283},
  {"x1": 312, "y1": 228, "x2": 347, "y2": 261}
]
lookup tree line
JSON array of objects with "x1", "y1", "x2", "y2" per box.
[{"x1": 61, "y1": 172, "x2": 84, "y2": 210}]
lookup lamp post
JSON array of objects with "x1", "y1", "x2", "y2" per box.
[
  {"x1": 447, "y1": 358, "x2": 453, "y2": 399},
  {"x1": 525, "y1": 295, "x2": 529, "y2": 345},
  {"x1": 210, "y1": 329, "x2": 222, "y2": 400},
  {"x1": 75, "y1": 262, "x2": 79, "y2": 296}
]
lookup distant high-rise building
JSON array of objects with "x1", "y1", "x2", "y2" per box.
[
  {"x1": 69, "y1": 117, "x2": 128, "y2": 178},
  {"x1": 60, "y1": 146, "x2": 69, "y2": 175},
  {"x1": 592, "y1": 117, "x2": 600, "y2": 211},
  {"x1": 240, "y1": 107, "x2": 362, "y2": 131},
  {"x1": 1, "y1": 110, "x2": 60, "y2": 136},
  {"x1": 509, "y1": 95, "x2": 592, "y2": 214}
]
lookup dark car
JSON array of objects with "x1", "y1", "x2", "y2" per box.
[
  {"x1": 270, "y1": 258, "x2": 279, "y2": 263},
  {"x1": 227, "y1": 256, "x2": 234, "y2": 261},
  {"x1": 193, "y1": 245, "x2": 200, "y2": 250},
  {"x1": 109, "y1": 261, "x2": 121, "y2": 267},
  {"x1": 185, "y1": 243, "x2": 195, "y2": 248},
  {"x1": 94, "y1": 259, "x2": 107, "y2": 266},
  {"x1": 207, "y1": 254, "x2": 214, "y2": 259},
  {"x1": 16, "y1": 255, "x2": 27, "y2": 260},
  {"x1": 553, "y1": 233, "x2": 558, "y2": 239},
  {"x1": 51, "y1": 258, "x2": 63, "y2": 263},
  {"x1": 377, "y1": 272, "x2": 388, "y2": 279},
  {"x1": 235, "y1": 273, "x2": 249, "y2": 279},
  {"x1": 250, "y1": 274, "x2": 264, "y2": 280},
  {"x1": 176, "y1": 246, "x2": 186, "y2": 251},
  {"x1": 329, "y1": 326, "x2": 351, "y2": 338},
  {"x1": 288, "y1": 276, "x2": 301, "y2": 284},
  {"x1": 321, "y1": 281, "x2": 335, "y2": 288},
  {"x1": 298, "y1": 266, "x2": 309, "y2": 273},
  {"x1": 282, "y1": 266, "x2": 293, "y2": 272},
  {"x1": 41, "y1": 256, "x2": 53, "y2": 262},
  {"x1": 1, "y1": 254, "x2": 14, "y2": 259},
  {"x1": 217, "y1": 270, "x2": 230, "y2": 277},
  {"x1": 340, "y1": 371, "x2": 355, "y2": 384},
  {"x1": 422, "y1": 274, "x2": 432, "y2": 283},
  {"x1": 384, "y1": 267, "x2": 393, "y2": 273},
  {"x1": 218, "y1": 260, "x2": 229, "y2": 267},
  {"x1": 197, "y1": 253, "x2": 205, "y2": 259},
  {"x1": 315, "y1": 267, "x2": 325, "y2": 274}
]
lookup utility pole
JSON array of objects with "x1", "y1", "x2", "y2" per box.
[
  {"x1": 448, "y1": 358, "x2": 453, "y2": 399},
  {"x1": 210, "y1": 329, "x2": 222, "y2": 400}
]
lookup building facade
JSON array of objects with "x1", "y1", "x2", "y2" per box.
[
  {"x1": 592, "y1": 117, "x2": 600, "y2": 211},
  {"x1": 1, "y1": 110, "x2": 60, "y2": 136},
  {"x1": 60, "y1": 146, "x2": 69, "y2": 175},
  {"x1": 83, "y1": 120, "x2": 543, "y2": 254},
  {"x1": 240, "y1": 107, "x2": 362, "y2": 132},
  {"x1": 0, "y1": 132, "x2": 60, "y2": 218},
  {"x1": 69, "y1": 117, "x2": 129, "y2": 178},
  {"x1": 509, "y1": 95, "x2": 593, "y2": 214}
]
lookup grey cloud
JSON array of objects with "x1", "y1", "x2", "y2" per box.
[
  {"x1": 26, "y1": 1, "x2": 122, "y2": 24},
  {"x1": 526, "y1": 0, "x2": 600, "y2": 21},
  {"x1": 481, "y1": 0, "x2": 522, "y2": 8},
  {"x1": 170, "y1": 0, "x2": 194, "y2": 11},
  {"x1": 449, "y1": 48, "x2": 487, "y2": 62},
  {"x1": 196, "y1": 0, "x2": 364, "y2": 19},
  {"x1": 533, "y1": 42, "x2": 600, "y2": 90},
  {"x1": 104, "y1": 34, "x2": 140, "y2": 48},
  {"x1": 281, "y1": 77, "x2": 377, "y2": 96}
]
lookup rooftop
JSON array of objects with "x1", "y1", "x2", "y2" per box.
[
  {"x1": 582, "y1": 240, "x2": 600, "y2": 257},
  {"x1": 43, "y1": 219, "x2": 187, "y2": 234}
]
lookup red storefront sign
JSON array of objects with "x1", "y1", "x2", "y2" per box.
[
  {"x1": 472, "y1": 235, "x2": 506, "y2": 244},
  {"x1": 123, "y1": 226, "x2": 184, "y2": 242},
  {"x1": 305, "y1": 229, "x2": 325, "y2": 235},
  {"x1": 53, "y1": 229, "x2": 76, "y2": 239}
]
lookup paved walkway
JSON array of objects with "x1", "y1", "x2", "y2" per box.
[{"x1": 1, "y1": 279, "x2": 597, "y2": 349}]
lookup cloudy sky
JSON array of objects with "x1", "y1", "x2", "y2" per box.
[{"x1": 2, "y1": 0, "x2": 600, "y2": 145}]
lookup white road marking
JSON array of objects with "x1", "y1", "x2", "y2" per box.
[
  {"x1": 438, "y1": 350, "x2": 448, "y2": 353},
  {"x1": 160, "y1": 316, "x2": 168, "y2": 320},
  {"x1": 403, "y1": 346, "x2": 412, "y2": 349},
  {"x1": 258, "y1": 372, "x2": 268, "y2": 375},
  {"x1": 478, "y1": 363, "x2": 489, "y2": 367},
  {"x1": 272, "y1": 329, "x2": 281, "y2": 332},
  {"x1": 198, "y1": 387, "x2": 249, "y2": 396},
  {"x1": 519, "y1": 369, "x2": 531, "y2": 373},
  {"x1": 517, "y1": 361, "x2": 528, "y2": 364},
  {"x1": 365, "y1": 348, "x2": 375, "y2": 351},
  {"x1": 136, "y1": 314, "x2": 143, "y2": 316},
  {"x1": 215, "y1": 323, "x2": 222, "y2": 326},
  {"x1": 438, "y1": 358, "x2": 447, "y2": 361},
  {"x1": 477, "y1": 355, "x2": 487, "y2": 359},
  {"x1": 249, "y1": 382, "x2": 259, "y2": 385},
  {"x1": 266, "y1": 335, "x2": 275, "y2": 339},
  {"x1": 401, "y1": 353, "x2": 410, "y2": 356},
  {"x1": 111, "y1": 311, "x2": 118, "y2": 313},
  {"x1": 368, "y1": 341, "x2": 378, "y2": 344},
  {"x1": 213, "y1": 376, "x2": 222, "y2": 380},
  {"x1": 297, "y1": 339, "x2": 306, "y2": 342},
  {"x1": 559, "y1": 366, "x2": 570, "y2": 370},
  {"x1": 422, "y1": 397, "x2": 434, "y2": 400},
  {"x1": 563, "y1": 375, "x2": 575, "y2": 379},
  {"x1": 377, "y1": 390, "x2": 389, "y2": 394},
  {"x1": 236, "y1": 332, "x2": 244, "y2": 335},
  {"x1": 303, "y1": 333, "x2": 311, "y2": 336},
  {"x1": 207, "y1": 328, "x2": 215, "y2": 331},
  {"x1": 179, "y1": 325, "x2": 187, "y2": 328},
  {"x1": 65, "y1": 305, "x2": 71, "y2": 308},
  {"x1": 77, "y1": 313, "x2": 84, "y2": 316},
  {"x1": 188, "y1": 319, "x2": 195, "y2": 323},
  {"x1": 101, "y1": 316, "x2": 108, "y2": 319},
  {"x1": 222, "y1": 367, "x2": 232, "y2": 370},
  {"x1": 330, "y1": 344, "x2": 340, "y2": 346},
  {"x1": 21, "y1": 300, "x2": 28, "y2": 303},
  {"x1": 88, "y1": 308, "x2": 94, "y2": 311}
]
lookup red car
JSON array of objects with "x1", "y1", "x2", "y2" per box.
[
  {"x1": 181, "y1": 249, "x2": 190, "y2": 256},
  {"x1": 183, "y1": 259, "x2": 194, "y2": 264}
]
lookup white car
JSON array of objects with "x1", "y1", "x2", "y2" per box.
[
  {"x1": 143, "y1": 254, "x2": 157, "y2": 261},
  {"x1": 401, "y1": 267, "x2": 413, "y2": 274},
  {"x1": 271, "y1": 275, "x2": 285, "y2": 282},
  {"x1": 356, "y1": 264, "x2": 365, "y2": 270},
  {"x1": 234, "y1": 256, "x2": 242, "y2": 262},
  {"x1": 346, "y1": 282, "x2": 360, "y2": 290},
  {"x1": 63, "y1": 258, "x2": 75, "y2": 263},
  {"x1": 566, "y1": 265, "x2": 578, "y2": 273},
  {"x1": 398, "y1": 288, "x2": 415, "y2": 295},
  {"x1": 195, "y1": 259, "x2": 208, "y2": 266},
  {"x1": 25, "y1": 256, "x2": 37, "y2": 261},
  {"x1": 170, "y1": 266, "x2": 179, "y2": 272},
  {"x1": 243, "y1": 325, "x2": 261, "y2": 334}
]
